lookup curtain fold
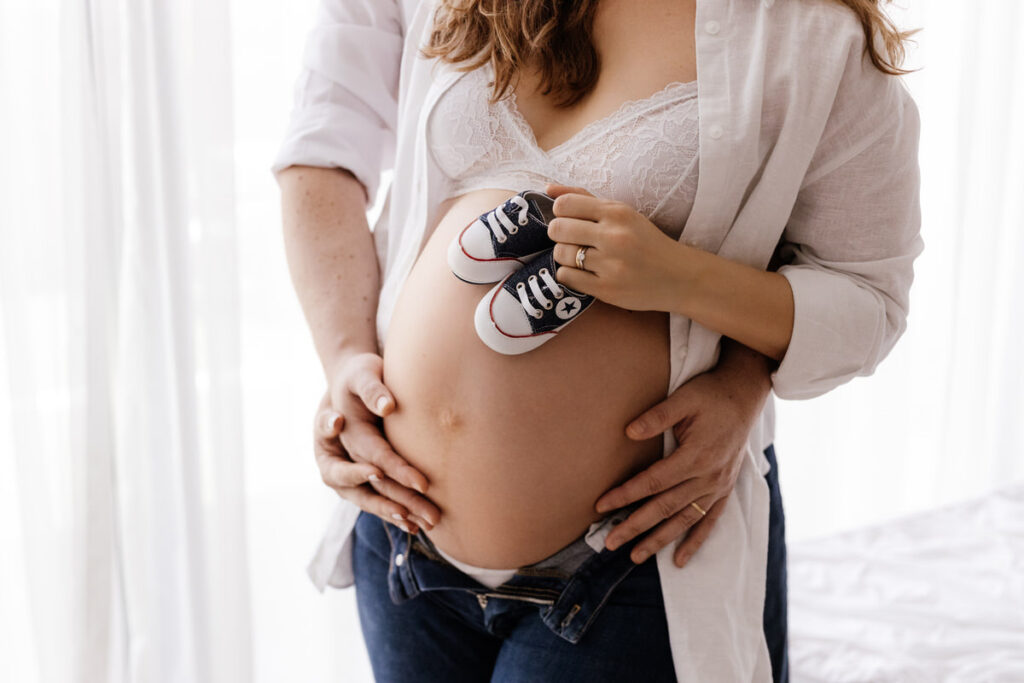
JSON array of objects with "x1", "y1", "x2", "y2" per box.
[{"x1": 0, "y1": 0, "x2": 251, "y2": 681}]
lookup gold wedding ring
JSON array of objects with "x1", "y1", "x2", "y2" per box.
[
  {"x1": 690, "y1": 501, "x2": 707, "y2": 517},
  {"x1": 575, "y1": 245, "x2": 589, "y2": 270}
]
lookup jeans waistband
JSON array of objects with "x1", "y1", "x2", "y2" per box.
[{"x1": 376, "y1": 502, "x2": 650, "y2": 644}]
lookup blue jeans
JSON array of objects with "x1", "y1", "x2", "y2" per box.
[{"x1": 353, "y1": 444, "x2": 789, "y2": 682}]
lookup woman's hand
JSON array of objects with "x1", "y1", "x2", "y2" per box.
[
  {"x1": 544, "y1": 183, "x2": 692, "y2": 313},
  {"x1": 544, "y1": 182, "x2": 795, "y2": 361},
  {"x1": 314, "y1": 351, "x2": 441, "y2": 534},
  {"x1": 594, "y1": 339, "x2": 773, "y2": 567}
]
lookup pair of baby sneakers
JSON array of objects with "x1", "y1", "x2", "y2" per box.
[{"x1": 446, "y1": 190, "x2": 594, "y2": 355}]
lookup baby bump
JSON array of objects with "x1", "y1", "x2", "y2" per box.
[{"x1": 381, "y1": 189, "x2": 671, "y2": 568}]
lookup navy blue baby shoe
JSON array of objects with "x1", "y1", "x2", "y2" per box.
[
  {"x1": 474, "y1": 248, "x2": 594, "y2": 354},
  {"x1": 447, "y1": 190, "x2": 557, "y2": 284}
]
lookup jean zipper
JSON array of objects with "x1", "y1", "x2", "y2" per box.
[{"x1": 475, "y1": 592, "x2": 555, "y2": 610}]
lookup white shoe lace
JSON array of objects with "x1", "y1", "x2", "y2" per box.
[
  {"x1": 484, "y1": 195, "x2": 531, "y2": 243},
  {"x1": 515, "y1": 268, "x2": 564, "y2": 319}
]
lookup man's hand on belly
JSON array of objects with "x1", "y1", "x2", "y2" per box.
[
  {"x1": 592, "y1": 338, "x2": 774, "y2": 567},
  {"x1": 314, "y1": 352, "x2": 441, "y2": 533}
]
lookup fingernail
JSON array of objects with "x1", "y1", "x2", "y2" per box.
[
  {"x1": 411, "y1": 514, "x2": 434, "y2": 530},
  {"x1": 606, "y1": 538, "x2": 620, "y2": 552},
  {"x1": 412, "y1": 481, "x2": 426, "y2": 494},
  {"x1": 632, "y1": 549, "x2": 649, "y2": 563},
  {"x1": 368, "y1": 473, "x2": 380, "y2": 482},
  {"x1": 376, "y1": 396, "x2": 390, "y2": 414},
  {"x1": 627, "y1": 420, "x2": 646, "y2": 438},
  {"x1": 398, "y1": 522, "x2": 411, "y2": 533},
  {"x1": 322, "y1": 412, "x2": 340, "y2": 432},
  {"x1": 676, "y1": 554, "x2": 691, "y2": 568},
  {"x1": 595, "y1": 500, "x2": 611, "y2": 514},
  {"x1": 391, "y1": 513, "x2": 404, "y2": 521}
]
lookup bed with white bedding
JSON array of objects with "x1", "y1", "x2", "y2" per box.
[{"x1": 788, "y1": 482, "x2": 1024, "y2": 682}]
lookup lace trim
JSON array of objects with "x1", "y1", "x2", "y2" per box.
[
  {"x1": 428, "y1": 62, "x2": 701, "y2": 239},
  {"x1": 503, "y1": 75, "x2": 698, "y2": 157}
]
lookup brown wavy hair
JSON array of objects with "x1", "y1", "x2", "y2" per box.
[{"x1": 420, "y1": 0, "x2": 919, "y2": 108}]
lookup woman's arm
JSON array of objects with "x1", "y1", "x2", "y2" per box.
[
  {"x1": 545, "y1": 187, "x2": 795, "y2": 360},
  {"x1": 667, "y1": 247, "x2": 794, "y2": 361},
  {"x1": 549, "y1": 55, "x2": 922, "y2": 397}
]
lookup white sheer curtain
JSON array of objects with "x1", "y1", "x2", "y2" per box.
[{"x1": 0, "y1": 1, "x2": 250, "y2": 681}]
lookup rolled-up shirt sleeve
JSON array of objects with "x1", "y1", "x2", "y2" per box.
[
  {"x1": 770, "y1": 43, "x2": 924, "y2": 400},
  {"x1": 271, "y1": 0, "x2": 403, "y2": 206}
]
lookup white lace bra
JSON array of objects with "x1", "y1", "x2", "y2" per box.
[{"x1": 427, "y1": 62, "x2": 700, "y2": 239}]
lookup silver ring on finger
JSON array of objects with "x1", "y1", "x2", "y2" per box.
[{"x1": 575, "y1": 245, "x2": 590, "y2": 272}]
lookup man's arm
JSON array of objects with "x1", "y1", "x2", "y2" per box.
[
  {"x1": 281, "y1": 164, "x2": 438, "y2": 524},
  {"x1": 277, "y1": 165, "x2": 380, "y2": 377}
]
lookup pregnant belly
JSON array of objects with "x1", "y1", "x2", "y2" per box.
[{"x1": 381, "y1": 189, "x2": 670, "y2": 568}]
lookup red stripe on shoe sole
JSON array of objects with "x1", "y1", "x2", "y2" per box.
[{"x1": 488, "y1": 274, "x2": 559, "y2": 339}]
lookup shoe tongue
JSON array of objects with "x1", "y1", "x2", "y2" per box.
[{"x1": 522, "y1": 191, "x2": 556, "y2": 225}]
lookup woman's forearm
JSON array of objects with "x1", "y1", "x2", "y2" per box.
[
  {"x1": 670, "y1": 244, "x2": 795, "y2": 362},
  {"x1": 277, "y1": 165, "x2": 381, "y2": 377}
]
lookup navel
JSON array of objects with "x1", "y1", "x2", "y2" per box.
[{"x1": 436, "y1": 405, "x2": 464, "y2": 432}]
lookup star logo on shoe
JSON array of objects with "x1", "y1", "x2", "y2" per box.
[{"x1": 555, "y1": 297, "x2": 582, "y2": 320}]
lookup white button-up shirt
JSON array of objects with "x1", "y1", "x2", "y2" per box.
[{"x1": 273, "y1": 1, "x2": 922, "y2": 679}]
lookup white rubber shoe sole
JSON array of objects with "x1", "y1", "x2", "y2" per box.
[
  {"x1": 446, "y1": 220, "x2": 549, "y2": 285},
  {"x1": 473, "y1": 276, "x2": 559, "y2": 355}
]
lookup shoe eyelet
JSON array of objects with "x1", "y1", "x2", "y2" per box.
[
  {"x1": 519, "y1": 217, "x2": 529, "y2": 226},
  {"x1": 543, "y1": 302, "x2": 553, "y2": 310},
  {"x1": 516, "y1": 282, "x2": 526, "y2": 290},
  {"x1": 497, "y1": 236, "x2": 507, "y2": 243},
  {"x1": 509, "y1": 226, "x2": 518, "y2": 234},
  {"x1": 528, "y1": 275, "x2": 537, "y2": 281},
  {"x1": 533, "y1": 311, "x2": 543, "y2": 319},
  {"x1": 539, "y1": 268, "x2": 548, "y2": 275}
]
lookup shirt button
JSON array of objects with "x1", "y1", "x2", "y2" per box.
[
  {"x1": 704, "y1": 20, "x2": 721, "y2": 35},
  {"x1": 395, "y1": 552, "x2": 405, "y2": 567},
  {"x1": 709, "y1": 124, "x2": 724, "y2": 139}
]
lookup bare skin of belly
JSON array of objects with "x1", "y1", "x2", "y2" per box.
[{"x1": 381, "y1": 189, "x2": 670, "y2": 568}]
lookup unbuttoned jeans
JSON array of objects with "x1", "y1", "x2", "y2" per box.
[{"x1": 353, "y1": 444, "x2": 789, "y2": 682}]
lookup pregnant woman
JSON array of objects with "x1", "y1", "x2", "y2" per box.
[{"x1": 274, "y1": 0, "x2": 921, "y2": 680}]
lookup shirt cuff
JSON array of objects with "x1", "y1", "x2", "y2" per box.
[
  {"x1": 770, "y1": 264, "x2": 889, "y2": 400},
  {"x1": 270, "y1": 101, "x2": 389, "y2": 208}
]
